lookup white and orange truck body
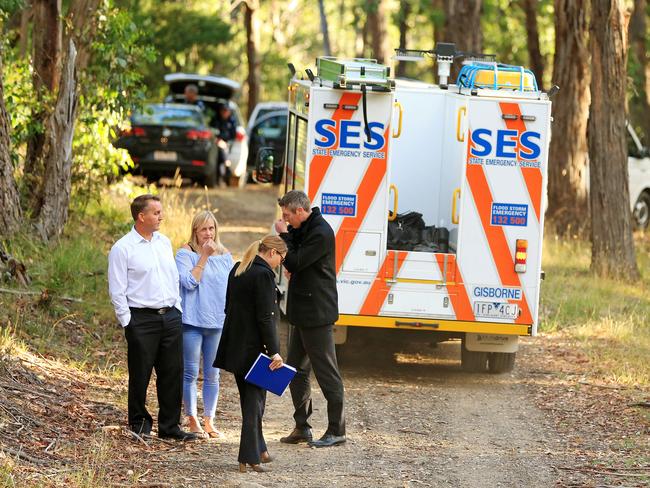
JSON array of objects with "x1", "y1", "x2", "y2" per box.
[{"x1": 277, "y1": 57, "x2": 552, "y2": 363}]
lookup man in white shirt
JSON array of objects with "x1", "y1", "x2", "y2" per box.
[{"x1": 108, "y1": 194, "x2": 197, "y2": 441}]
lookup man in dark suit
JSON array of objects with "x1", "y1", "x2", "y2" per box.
[{"x1": 274, "y1": 190, "x2": 346, "y2": 448}]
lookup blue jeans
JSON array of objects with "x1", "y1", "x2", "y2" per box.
[{"x1": 182, "y1": 324, "x2": 222, "y2": 418}]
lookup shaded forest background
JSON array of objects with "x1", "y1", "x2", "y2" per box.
[{"x1": 0, "y1": 0, "x2": 648, "y2": 278}]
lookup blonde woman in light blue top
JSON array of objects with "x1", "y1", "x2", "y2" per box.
[{"x1": 176, "y1": 210, "x2": 233, "y2": 438}]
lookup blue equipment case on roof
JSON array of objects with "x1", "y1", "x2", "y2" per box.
[{"x1": 457, "y1": 63, "x2": 539, "y2": 92}]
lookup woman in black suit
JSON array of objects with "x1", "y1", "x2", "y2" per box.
[{"x1": 214, "y1": 235, "x2": 287, "y2": 473}]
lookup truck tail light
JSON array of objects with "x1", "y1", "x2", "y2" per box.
[
  {"x1": 515, "y1": 239, "x2": 528, "y2": 273},
  {"x1": 235, "y1": 126, "x2": 246, "y2": 142},
  {"x1": 186, "y1": 129, "x2": 212, "y2": 140}
]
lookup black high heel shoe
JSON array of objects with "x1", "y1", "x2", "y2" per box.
[{"x1": 239, "y1": 462, "x2": 270, "y2": 473}]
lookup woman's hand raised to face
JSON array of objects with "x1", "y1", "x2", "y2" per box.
[
  {"x1": 269, "y1": 353, "x2": 284, "y2": 370},
  {"x1": 201, "y1": 239, "x2": 219, "y2": 257}
]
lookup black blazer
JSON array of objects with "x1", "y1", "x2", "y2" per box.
[
  {"x1": 280, "y1": 207, "x2": 339, "y2": 328},
  {"x1": 213, "y1": 256, "x2": 280, "y2": 376}
]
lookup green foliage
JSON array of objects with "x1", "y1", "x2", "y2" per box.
[
  {"x1": 71, "y1": 2, "x2": 156, "y2": 211},
  {"x1": 129, "y1": 0, "x2": 233, "y2": 99},
  {"x1": 1, "y1": 52, "x2": 50, "y2": 167},
  {"x1": 0, "y1": 0, "x2": 23, "y2": 16},
  {"x1": 2, "y1": 0, "x2": 156, "y2": 213}
]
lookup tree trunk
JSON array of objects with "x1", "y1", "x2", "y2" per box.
[
  {"x1": 366, "y1": 0, "x2": 389, "y2": 64},
  {"x1": 357, "y1": 4, "x2": 369, "y2": 58},
  {"x1": 522, "y1": 0, "x2": 545, "y2": 90},
  {"x1": 244, "y1": 1, "x2": 260, "y2": 121},
  {"x1": 66, "y1": 0, "x2": 102, "y2": 72},
  {"x1": 318, "y1": 0, "x2": 332, "y2": 56},
  {"x1": 395, "y1": 0, "x2": 411, "y2": 78},
  {"x1": 34, "y1": 40, "x2": 79, "y2": 241},
  {"x1": 629, "y1": 0, "x2": 650, "y2": 141},
  {"x1": 443, "y1": 0, "x2": 482, "y2": 78},
  {"x1": 23, "y1": 0, "x2": 62, "y2": 212},
  {"x1": 0, "y1": 58, "x2": 22, "y2": 237},
  {"x1": 546, "y1": 0, "x2": 590, "y2": 235},
  {"x1": 588, "y1": 0, "x2": 639, "y2": 280}
]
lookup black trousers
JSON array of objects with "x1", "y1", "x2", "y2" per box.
[
  {"x1": 234, "y1": 374, "x2": 267, "y2": 464},
  {"x1": 124, "y1": 307, "x2": 183, "y2": 435},
  {"x1": 287, "y1": 323, "x2": 345, "y2": 436}
]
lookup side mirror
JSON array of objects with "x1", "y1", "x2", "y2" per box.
[{"x1": 254, "y1": 147, "x2": 275, "y2": 183}]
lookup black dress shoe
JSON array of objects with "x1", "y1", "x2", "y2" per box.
[
  {"x1": 308, "y1": 434, "x2": 346, "y2": 448},
  {"x1": 130, "y1": 422, "x2": 152, "y2": 436},
  {"x1": 159, "y1": 428, "x2": 199, "y2": 441},
  {"x1": 280, "y1": 427, "x2": 313, "y2": 444}
]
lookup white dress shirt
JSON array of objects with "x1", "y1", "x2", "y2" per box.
[{"x1": 108, "y1": 227, "x2": 182, "y2": 327}]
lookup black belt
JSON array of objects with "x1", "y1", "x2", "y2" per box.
[{"x1": 130, "y1": 306, "x2": 173, "y2": 315}]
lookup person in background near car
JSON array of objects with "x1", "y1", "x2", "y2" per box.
[
  {"x1": 108, "y1": 194, "x2": 198, "y2": 442},
  {"x1": 183, "y1": 84, "x2": 205, "y2": 111},
  {"x1": 212, "y1": 104, "x2": 237, "y2": 141},
  {"x1": 212, "y1": 104, "x2": 237, "y2": 183},
  {"x1": 214, "y1": 235, "x2": 287, "y2": 473},
  {"x1": 175, "y1": 210, "x2": 233, "y2": 439},
  {"x1": 274, "y1": 190, "x2": 346, "y2": 448}
]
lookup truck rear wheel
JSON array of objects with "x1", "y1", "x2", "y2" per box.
[
  {"x1": 487, "y1": 352, "x2": 516, "y2": 374},
  {"x1": 461, "y1": 337, "x2": 488, "y2": 372}
]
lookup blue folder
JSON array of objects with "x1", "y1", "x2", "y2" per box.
[{"x1": 244, "y1": 353, "x2": 297, "y2": 396}]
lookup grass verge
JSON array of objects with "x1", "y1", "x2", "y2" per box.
[{"x1": 540, "y1": 232, "x2": 650, "y2": 387}]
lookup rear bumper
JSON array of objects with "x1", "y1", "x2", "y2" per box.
[
  {"x1": 133, "y1": 159, "x2": 211, "y2": 178},
  {"x1": 336, "y1": 314, "x2": 532, "y2": 336},
  {"x1": 229, "y1": 141, "x2": 249, "y2": 177}
]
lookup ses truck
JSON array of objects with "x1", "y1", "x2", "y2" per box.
[{"x1": 261, "y1": 45, "x2": 552, "y2": 373}]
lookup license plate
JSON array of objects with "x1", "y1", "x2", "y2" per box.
[
  {"x1": 473, "y1": 301, "x2": 519, "y2": 319},
  {"x1": 153, "y1": 150, "x2": 177, "y2": 161}
]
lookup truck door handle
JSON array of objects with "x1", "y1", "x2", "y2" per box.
[
  {"x1": 392, "y1": 101, "x2": 403, "y2": 138},
  {"x1": 452, "y1": 188, "x2": 461, "y2": 224},
  {"x1": 456, "y1": 106, "x2": 467, "y2": 142},
  {"x1": 389, "y1": 184, "x2": 399, "y2": 221}
]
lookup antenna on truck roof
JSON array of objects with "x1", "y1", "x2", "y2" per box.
[{"x1": 394, "y1": 43, "x2": 496, "y2": 88}]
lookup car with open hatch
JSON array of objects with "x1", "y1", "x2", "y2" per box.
[
  {"x1": 164, "y1": 73, "x2": 249, "y2": 187},
  {"x1": 114, "y1": 103, "x2": 220, "y2": 187}
]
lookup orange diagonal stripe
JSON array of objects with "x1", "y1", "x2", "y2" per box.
[
  {"x1": 359, "y1": 250, "x2": 407, "y2": 315},
  {"x1": 465, "y1": 162, "x2": 533, "y2": 324},
  {"x1": 308, "y1": 92, "x2": 363, "y2": 201},
  {"x1": 335, "y1": 127, "x2": 390, "y2": 274},
  {"x1": 434, "y1": 255, "x2": 475, "y2": 321},
  {"x1": 498, "y1": 102, "x2": 542, "y2": 222}
]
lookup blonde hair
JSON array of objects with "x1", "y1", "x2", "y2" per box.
[
  {"x1": 236, "y1": 235, "x2": 287, "y2": 276},
  {"x1": 188, "y1": 210, "x2": 225, "y2": 254}
]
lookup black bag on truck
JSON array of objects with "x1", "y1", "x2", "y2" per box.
[{"x1": 387, "y1": 211, "x2": 425, "y2": 250}]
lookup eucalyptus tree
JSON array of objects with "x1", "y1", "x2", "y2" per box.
[
  {"x1": 546, "y1": 0, "x2": 590, "y2": 235},
  {"x1": 588, "y1": 0, "x2": 639, "y2": 279}
]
